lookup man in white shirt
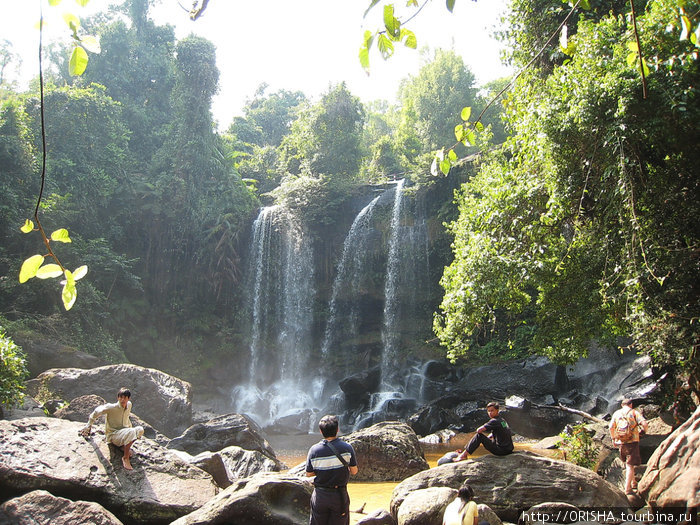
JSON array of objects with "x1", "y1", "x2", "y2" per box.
[{"x1": 80, "y1": 387, "x2": 144, "y2": 470}]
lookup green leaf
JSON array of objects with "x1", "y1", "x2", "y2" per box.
[
  {"x1": 454, "y1": 123, "x2": 465, "y2": 142},
  {"x1": 36, "y1": 264, "x2": 64, "y2": 279},
  {"x1": 69, "y1": 46, "x2": 89, "y2": 76},
  {"x1": 460, "y1": 106, "x2": 472, "y2": 121},
  {"x1": 74, "y1": 0, "x2": 91, "y2": 6},
  {"x1": 72, "y1": 265, "x2": 88, "y2": 281},
  {"x1": 579, "y1": 0, "x2": 590, "y2": 9},
  {"x1": 359, "y1": 46, "x2": 370, "y2": 72},
  {"x1": 19, "y1": 255, "x2": 45, "y2": 283},
  {"x1": 80, "y1": 35, "x2": 101, "y2": 54},
  {"x1": 626, "y1": 52, "x2": 638, "y2": 67},
  {"x1": 465, "y1": 130, "x2": 476, "y2": 145},
  {"x1": 446, "y1": 0, "x2": 456, "y2": 12},
  {"x1": 626, "y1": 41, "x2": 639, "y2": 52},
  {"x1": 63, "y1": 12, "x2": 80, "y2": 32},
  {"x1": 475, "y1": 121, "x2": 485, "y2": 133},
  {"x1": 61, "y1": 270, "x2": 77, "y2": 311},
  {"x1": 383, "y1": 5, "x2": 400, "y2": 39},
  {"x1": 50, "y1": 228, "x2": 72, "y2": 243},
  {"x1": 401, "y1": 29, "x2": 417, "y2": 49},
  {"x1": 680, "y1": 14, "x2": 691, "y2": 41},
  {"x1": 440, "y1": 158, "x2": 452, "y2": 175},
  {"x1": 20, "y1": 219, "x2": 34, "y2": 233},
  {"x1": 48, "y1": 0, "x2": 62, "y2": 5},
  {"x1": 641, "y1": 59, "x2": 650, "y2": 77},
  {"x1": 448, "y1": 149, "x2": 458, "y2": 161},
  {"x1": 377, "y1": 34, "x2": 395, "y2": 59}
]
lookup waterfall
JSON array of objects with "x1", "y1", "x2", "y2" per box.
[
  {"x1": 321, "y1": 194, "x2": 381, "y2": 369},
  {"x1": 233, "y1": 205, "x2": 316, "y2": 426},
  {"x1": 380, "y1": 179, "x2": 405, "y2": 388}
]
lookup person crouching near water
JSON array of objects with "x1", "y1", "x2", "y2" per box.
[
  {"x1": 443, "y1": 483, "x2": 480, "y2": 525},
  {"x1": 305, "y1": 414, "x2": 358, "y2": 525},
  {"x1": 79, "y1": 387, "x2": 144, "y2": 470},
  {"x1": 454, "y1": 401, "x2": 513, "y2": 461}
]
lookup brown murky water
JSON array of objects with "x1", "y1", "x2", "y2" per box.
[{"x1": 271, "y1": 432, "x2": 550, "y2": 524}]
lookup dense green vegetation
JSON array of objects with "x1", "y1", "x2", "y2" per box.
[
  {"x1": 434, "y1": 0, "x2": 699, "y2": 411},
  {"x1": 0, "y1": 0, "x2": 697, "y2": 412}
]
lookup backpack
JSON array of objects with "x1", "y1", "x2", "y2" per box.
[{"x1": 612, "y1": 410, "x2": 638, "y2": 442}]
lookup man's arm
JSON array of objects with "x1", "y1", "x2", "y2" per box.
[
  {"x1": 305, "y1": 470, "x2": 315, "y2": 477},
  {"x1": 80, "y1": 403, "x2": 110, "y2": 436}
]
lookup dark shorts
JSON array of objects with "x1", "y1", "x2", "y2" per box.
[
  {"x1": 619, "y1": 442, "x2": 641, "y2": 465},
  {"x1": 310, "y1": 486, "x2": 349, "y2": 525}
]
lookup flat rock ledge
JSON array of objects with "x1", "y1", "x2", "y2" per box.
[{"x1": 0, "y1": 417, "x2": 218, "y2": 524}]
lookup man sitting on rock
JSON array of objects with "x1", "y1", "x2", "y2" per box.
[
  {"x1": 79, "y1": 387, "x2": 144, "y2": 470},
  {"x1": 454, "y1": 402, "x2": 513, "y2": 461}
]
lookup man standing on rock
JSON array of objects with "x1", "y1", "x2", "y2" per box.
[
  {"x1": 609, "y1": 398, "x2": 647, "y2": 495},
  {"x1": 79, "y1": 387, "x2": 144, "y2": 470},
  {"x1": 454, "y1": 402, "x2": 513, "y2": 461},
  {"x1": 305, "y1": 414, "x2": 358, "y2": 525}
]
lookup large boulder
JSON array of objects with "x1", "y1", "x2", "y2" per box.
[
  {"x1": 171, "y1": 474, "x2": 313, "y2": 525},
  {"x1": 638, "y1": 406, "x2": 700, "y2": 510},
  {"x1": 395, "y1": 486, "x2": 455, "y2": 525},
  {"x1": 344, "y1": 421, "x2": 429, "y2": 482},
  {"x1": 0, "y1": 417, "x2": 218, "y2": 524},
  {"x1": 0, "y1": 489, "x2": 123, "y2": 525},
  {"x1": 172, "y1": 445, "x2": 283, "y2": 488},
  {"x1": 167, "y1": 413, "x2": 277, "y2": 459},
  {"x1": 455, "y1": 357, "x2": 566, "y2": 400},
  {"x1": 25, "y1": 364, "x2": 192, "y2": 437},
  {"x1": 390, "y1": 452, "x2": 629, "y2": 521},
  {"x1": 12, "y1": 336, "x2": 105, "y2": 378}
]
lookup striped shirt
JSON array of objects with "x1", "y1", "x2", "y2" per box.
[{"x1": 306, "y1": 438, "x2": 357, "y2": 488}]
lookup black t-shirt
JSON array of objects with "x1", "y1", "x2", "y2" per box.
[{"x1": 484, "y1": 416, "x2": 514, "y2": 450}]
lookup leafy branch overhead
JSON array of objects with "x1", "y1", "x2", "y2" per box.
[{"x1": 17, "y1": 0, "x2": 98, "y2": 310}]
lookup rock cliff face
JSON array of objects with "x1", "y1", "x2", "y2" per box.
[
  {"x1": 0, "y1": 417, "x2": 218, "y2": 524},
  {"x1": 0, "y1": 490, "x2": 123, "y2": 525},
  {"x1": 639, "y1": 405, "x2": 700, "y2": 510}
]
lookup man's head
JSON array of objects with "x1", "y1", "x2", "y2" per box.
[
  {"x1": 318, "y1": 415, "x2": 339, "y2": 439},
  {"x1": 486, "y1": 401, "x2": 500, "y2": 418},
  {"x1": 621, "y1": 398, "x2": 633, "y2": 408},
  {"x1": 117, "y1": 387, "x2": 131, "y2": 408}
]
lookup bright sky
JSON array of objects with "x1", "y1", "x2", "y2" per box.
[{"x1": 1, "y1": 0, "x2": 512, "y2": 128}]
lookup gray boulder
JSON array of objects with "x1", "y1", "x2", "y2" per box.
[
  {"x1": 13, "y1": 336, "x2": 105, "y2": 378},
  {"x1": 171, "y1": 474, "x2": 313, "y2": 525},
  {"x1": 0, "y1": 417, "x2": 218, "y2": 524},
  {"x1": 390, "y1": 452, "x2": 629, "y2": 521},
  {"x1": 396, "y1": 486, "x2": 455, "y2": 525},
  {"x1": 345, "y1": 421, "x2": 430, "y2": 482},
  {"x1": 357, "y1": 509, "x2": 397, "y2": 525},
  {"x1": 25, "y1": 364, "x2": 192, "y2": 437},
  {"x1": 639, "y1": 405, "x2": 700, "y2": 510},
  {"x1": 172, "y1": 445, "x2": 283, "y2": 488},
  {"x1": 167, "y1": 413, "x2": 277, "y2": 459},
  {"x1": 0, "y1": 489, "x2": 123, "y2": 525}
]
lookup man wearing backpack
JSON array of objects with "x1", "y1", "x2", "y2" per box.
[{"x1": 609, "y1": 398, "x2": 648, "y2": 495}]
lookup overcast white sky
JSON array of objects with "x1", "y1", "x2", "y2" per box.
[{"x1": 2, "y1": 0, "x2": 511, "y2": 128}]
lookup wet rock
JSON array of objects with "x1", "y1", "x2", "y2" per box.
[
  {"x1": 167, "y1": 413, "x2": 276, "y2": 459},
  {"x1": 266, "y1": 408, "x2": 318, "y2": 435},
  {"x1": 25, "y1": 364, "x2": 192, "y2": 437},
  {"x1": 390, "y1": 451, "x2": 629, "y2": 521},
  {"x1": 339, "y1": 367, "x2": 381, "y2": 407},
  {"x1": 357, "y1": 508, "x2": 397, "y2": 525},
  {"x1": 639, "y1": 405, "x2": 700, "y2": 510},
  {"x1": 0, "y1": 489, "x2": 123, "y2": 525},
  {"x1": 0, "y1": 417, "x2": 218, "y2": 524},
  {"x1": 171, "y1": 474, "x2": 313, "y2": 525}
]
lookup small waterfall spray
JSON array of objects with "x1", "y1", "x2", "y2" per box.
[
  {"x1": 321, "y1": 195, "x2": 381, "y2": 368},
  {"x1": 380, "y1": 179, "x2": 405, "y2": 388},
  {"x1": 233, "y1": 205, "x2": 316, "y2": 426}
]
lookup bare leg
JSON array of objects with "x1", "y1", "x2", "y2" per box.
[
  {"x1": 625, "y1": 463, "x2": 636, "y2": 493},
  {"x1": 122, "y1": 441, "x2": 135, "y2": 470}
]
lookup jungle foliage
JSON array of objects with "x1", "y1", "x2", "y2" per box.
[{"x1": 434, "y1": 0, "x2": 699, "y2": 409}]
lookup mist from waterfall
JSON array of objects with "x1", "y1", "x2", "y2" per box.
[{"x1": 232, "y1": 205, "x2": 318, "y2": 426}]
